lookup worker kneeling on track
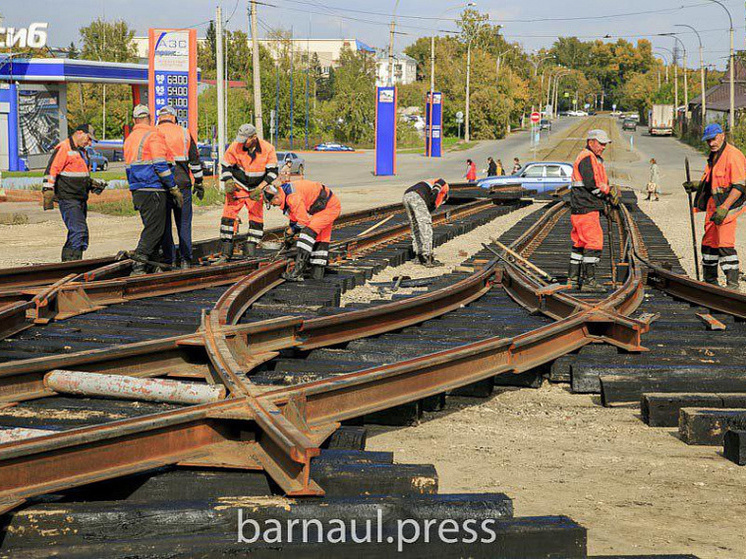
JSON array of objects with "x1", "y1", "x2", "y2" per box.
[
  {"x1": 263, "y1": 179, "x2": 342, "y2": 282},
  {"x1": 568, "y1": 129, "x2": 620, "y2": 293},
  {"x1": 402, "y1": 178, "x2": 450, "y2": 268},
  {"x1": 684, "y1": 123, "x2": 746, "y2": 291},
  {"x1": 219, "y1": 123, "x2": 278, "y2": 262}
]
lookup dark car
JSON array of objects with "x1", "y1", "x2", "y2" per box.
[
  {"x1": 539, "y1": 119, "x2": 552, "y2": 131},
  {"x1": 86, "y1": 147, "x2": 109, "y2": 171},
  {"x1": 622, "y1": 118, "x2": 637, "y2": 131},
  {"x1": 198, "y1": 145, "x2": 218, "y2": 176}
]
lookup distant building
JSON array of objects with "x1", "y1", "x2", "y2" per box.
[
  {"x1": 257, "y1": 38, "x2": 375, "y2": 76},
  {"x1": 688, "y1": 55, "x2": 746, "y2": 128},
  {"x1": 375, "y1": 50, "x2": 417, "y2": 87}
]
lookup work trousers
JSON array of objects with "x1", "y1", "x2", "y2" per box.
[
  {"x1": 403, "y1": 191, "x2": 433, "y2": 257},
  {"x1": 295, "y1": 194, "x2": 341, "y2": 267},
  {"x1": 132, "y1": 190, "x2": 168, "y2": 261},
  {"x1": 569, "y1": 211, "x2": 603, "y2": 267},
  {"x1": 162, "y1": 186, "x2": 193, "y2": 264},
  {"x1": 221, "y1": 193, "x2": 264, "y2": 245},
  {"x1": 58, "y1": 199, "x2": 89, "y2": 251}
]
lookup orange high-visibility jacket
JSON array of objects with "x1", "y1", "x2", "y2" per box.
[
  {"x1": 43, "y1": 137, "x2": 91, "y2": 201},
  {"x1": 695, "y1": 142, "x2": 746, "y2": 217},
  {"x1": 124, "y1": 123, "x2": 175, "y2": 191},
  {"x1": 157, "y1": 121, "x2": 203, "y2": 188},
  {"x1": 279, "y1": 180, "x2": 335, "y2": 228},
  {"x1": 220, "y1": 139, "x2": 278, "y2": 193},
  {"x1": 570, "y1": 148, "x2": 610, "y2": 214}
]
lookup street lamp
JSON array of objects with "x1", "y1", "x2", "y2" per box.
[
  {"x1": 707, "y1": 0, "x2": 734, "y2": 129},
  {"x1": 657, "y1": 44, "x2": 678, "y2": 110},
  {"x1": 675, "y1": 24, "x2": 706, "y2": 126},
  {"x1": 388, "y1": 0, "x2": 402, "y2": 88},
  {"x1": 663, "y1": 33, "x2": 688, "y2": 122},
  {"x1": 654, "y1": 50, "x2": 670, "y2": 84},
  {"x1": 464, "y1": 6, "x2": 486, "y2": 143}
]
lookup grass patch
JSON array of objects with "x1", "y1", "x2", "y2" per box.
[{"x1": 89, "y1": 182, "x2": 225, "y2": 217}]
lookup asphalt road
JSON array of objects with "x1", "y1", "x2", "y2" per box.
[{"x1": 299, "y1": 117, "x2": 578, "y2": 191}]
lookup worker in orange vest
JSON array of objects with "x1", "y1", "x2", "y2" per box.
[
  {"x1": 42, "y1": 124, "x2": 105, "y2": 261},
  {"x1": 684, "y1": 123, "x2": 746, "y2": 290},
  {"x1": 156, "y1": 105, "x2": 204, "y2": 269},
  {"x1": 263, "y1": 179, "x2": 342, "y2": 281},
  {"x1": 218, "y1": 124, "x2": 278, "y2": 261},
  {"x1": 568, "y1": 129, "x2": 620, "y2": 293},
  {"x1": 124, "y1": 104, "x2": 180, "y2": 275}
]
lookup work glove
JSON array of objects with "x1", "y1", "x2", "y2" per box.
[
  {"x1": 169, "y1": 187, "x2": 184, "y2": 209},
  {"x1": 283, "y1": 227, "x2": 298, "y2": 249},
  {"x1": 248, "y1": 186, "x2": 264, "y2": 202},
  {"x1": 711, "y1": 206, "x2": 729, "y2": 225},
  {"x1": 193, "y1": 180, "x2": 205, "y2": 201},
  {"x1": 223, "y1": 179, "x2": 236, "y2": 195},
  {"x1": 682, "y1": 181, "x2": 698, "y2": 194},
  {"x1": 90, "y1": 179, "x2": 108, "y2": 195},
  {"x1": 609, "y1": 184, "x2": 621, "y2": 207},
  {"x1": 42, "y1": 188, "x2": 55, "y2": 211}
]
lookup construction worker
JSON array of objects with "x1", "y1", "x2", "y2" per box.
[
  {"x1": 568, "y1": 129, "x2": 620, "y2": 293},
  {"x1": 156, "y1": 105, "x2": 204, "y2": 269},
  {"x1": 262, "y1": 179, "x2": 341, "y2": 281},
  {"x1": 124, "y1": 104, "x2": 180, "y2": 275},
  {"x1": 402, "y1": 178, "x2": 450, "y2": 268},
  {"x1": 684, "y1": 123, "x2": 746, "y2": 290},
  {"x1": 219, "y1": 124, "x2": 278, "y2": 261},
  {"x1": 42, "y1": 124, "x2": 106, "y2": 261}
]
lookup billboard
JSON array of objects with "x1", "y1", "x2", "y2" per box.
[
  {"x1": 17, "y1": 88, "x2": 59, "y2": 157},
  {"x1": 425, "y1": 91, "x2": 442, "y2": 158},
  {"x1": 148, "y1": 29, "x2": 197, "y2": 137},
  {"x1": 374, "y1": 86, "x2": 397, "y2": 176}
]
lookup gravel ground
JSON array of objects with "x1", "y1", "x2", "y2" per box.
[{"x1": 341, "y1": 202, "x2": 546, "y2": 306}]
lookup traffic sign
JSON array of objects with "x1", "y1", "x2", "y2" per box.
[
  {"x1": 530, "y1": 112, "x2": 541, "y2": 124},
  {"x1": 456, "y1": 111, "x2": 464, "y2": 123}
]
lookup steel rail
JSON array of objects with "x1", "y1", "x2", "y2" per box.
[
  {"x1": 0, "y1": 200, "x2": 494, "y2": 339},
  {"x1": 0, "y1": 199, "x2": 648, "y2": 510}
]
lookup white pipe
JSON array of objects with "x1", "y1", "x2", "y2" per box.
[{"x1": 44, "y1": 370, "x2": 226, "y2": 405}]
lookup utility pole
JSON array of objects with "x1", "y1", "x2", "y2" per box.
[
  {"x1": 216, "y1": 7, "x2": 226, "y2": 184},
  {"x1": 676, "y1": 25, "x2": 706, "y2": 123},
  {"x1": 706, "y1": 1, "x2": 733, "y2": 129},
  {"x1": 305, "y1": 20, "x2": 310, "y2": 150},
  {"x1": 250, "y1": 0, "x2": 264, "y2": 138},
  {"x1": 290, "y1": 26, "x2": 294, "y2": 149},
  {"x1": 465, "y1": 39, "x2": 471, "y2": 142}
]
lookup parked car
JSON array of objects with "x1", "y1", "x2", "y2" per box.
[
  {"x1": 198, "y1": 145, "x2": 218, "y2": 176},
  {"x1": 610, "y1": 111, "x2": 623, "y2": 118},
  {"x1": 539, "y1": 119, "x2": 552, "y2": 131},
  {"x1": 478, "y1": 161, "x2": 573, "y2": 194},
  {"x1": 314, "y1": 142, "x2": 354, "y2": 152},
  {"x1": 276, "y1": 151, "x2": 305, "y2": 175},
  {"x1": 622, "y1": 118, "x2": 637, "y2": 131},
  {"x1": 86, "y1": 147, "x2": 109, "y2": 171}
]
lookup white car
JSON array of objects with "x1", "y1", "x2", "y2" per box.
[{"x1": 574, "y1": 110, "x2": 589, "y2": 117}]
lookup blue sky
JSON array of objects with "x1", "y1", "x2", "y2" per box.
[{"x1": 1, "y1": 0, "x2": 741, "y2": 69}]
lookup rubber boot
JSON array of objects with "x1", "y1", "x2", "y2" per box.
[
  {"x1": 215, "y1": 240, "x2": 234, "y2": 263},
  {"x1": 242, "y1": 242, "x2": 256, "y2": 258},
  {"x1": 580, "y1": 263, "x2": 606, "y2": 293},
  {"x1": 283, "y1": 250, "x2": 311, "y2": 282},
  {"x1": 422, "y1": 254, "x2": 444, "y2": 268},
  {"x1": 310, "y1": 264, "x2": 325, "y2": 280},
  {"x1": 416, "y1": 254, "x2": 427, "y2": 266},
  {"x1": 726, "y1": 268, "x2": 740, "y2": 291},
  {"x1": 567, "y1": 262, "x2": 581, "y2": 290},
  {"x1": 703, "y1": 265, "x2": 719, "y2": 286},
  {"x1": 61, "y1": 248, "x2": 78, "y2": 262}
]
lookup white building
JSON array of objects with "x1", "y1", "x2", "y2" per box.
[
  {"x1": 257, "y1": 38, "x2": 375, "y2": 76},
  {"x1": 375, "y1": 51, "x2": 417, "y2": 87}
]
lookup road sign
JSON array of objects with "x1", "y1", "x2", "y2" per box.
[
  {"x1": 612, "y1": 104, "x2": 617, "y2": 110},
  {"x1": 456, "y1": 111, "x2": 464, "y2": 123},
  {"x1": 584, "y1": 103, "x2": 590, "y2": 109},
  {"x1": 530, "y1": 112, "x2": 541, "y2": 124}
]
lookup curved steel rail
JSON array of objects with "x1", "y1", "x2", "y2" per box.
[{"x1": 0, "y1": 199, "x2": 649, "y2": 511}]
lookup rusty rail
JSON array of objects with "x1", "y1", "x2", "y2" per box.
[{"x1": 0, "y1": 198, "x2": 650, "y2": 510}]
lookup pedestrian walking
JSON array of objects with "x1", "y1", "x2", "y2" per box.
[
  {"x1": 263, "y1": 179, "x2": 341, "y2": 281},
  {"x1": 42, "y1": 124, "x2": 105, "y2": 261},
  {"x1": 496, "y1": 159, "x2": 505, "y2": 175},
  {"x1": 156, "y1": 105, "x2": 204, "y2": 269},
  {"x1": 218, "y1": 124, "x2": 279, "y2": 261},
  {"x1": 465, "y1": 159, "x2": 477, "y2": 182},
  {"x1": 683, "y1": 123, "x2": 746, "y2": 290},
  {"x1": 568, "y1": 129, "x2": 620, "y2": 293},
  {"x1": 487, "y1": 157, "x2": 498, "y2": 177},
  {"x1": 123, "y1": 104, "x2": 179, "y2": 275},
  {"x1": 402, "y1": 178, "x2": 450, "y2": 268},
  {"x1": 646, "y1": 158, "x2": 660, "y2": 201},
  {"x1": 512, "y1": 158, "x2": 522, "y2": 175}
]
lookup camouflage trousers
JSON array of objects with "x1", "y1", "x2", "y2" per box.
[{"x1": 403, "y1": 191, "x2": 433, "y2": 257}]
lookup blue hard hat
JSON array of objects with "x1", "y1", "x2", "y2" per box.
[{"x1": 702, "y1": 123, "x2": 724, "y2": 141}]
